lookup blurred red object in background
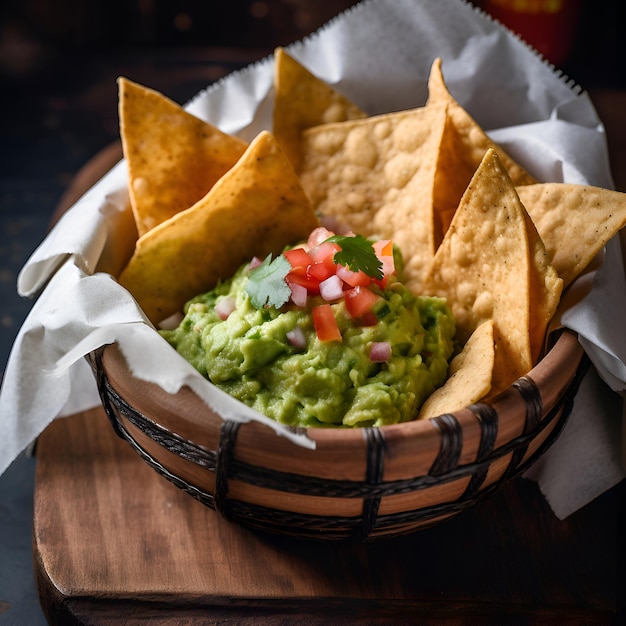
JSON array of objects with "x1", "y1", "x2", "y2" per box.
[{"x1": 476, "y1": 0, "x2": 582, "y2": 67}]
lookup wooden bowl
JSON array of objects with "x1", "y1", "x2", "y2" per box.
[{"x1": 90, "y1": 329, "x2": 587, "y2": 541}]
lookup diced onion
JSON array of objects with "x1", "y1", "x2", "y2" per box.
[
  {"x1": 319, "y1": 274, "x2": 344, "y2": 301},
  {"x1": 215, "y1": 296, "x2": 236, "y2": 320},
  {"x1": 307, "y1": 226, "x2": 335, "y2": 248},
  {"x1": 286, "y1": 326, "x2": 307, "y2": 348},
  {"x1": 369, "y1": 341, "x2": 391, "y2": 363},
  {"x1": 289, "y1": 282, "x2": 308, "y2": 308},
  {"x1": 158, "y1": 311, "x2": 184, "y2": 330}
]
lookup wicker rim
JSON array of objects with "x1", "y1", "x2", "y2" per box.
[{"x1": 91, "y1": 329, "x2": 588, "y2": 540}]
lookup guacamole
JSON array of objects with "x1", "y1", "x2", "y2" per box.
[{"x1": 160, "y1": 233, "x2": 455, "y2": 428}]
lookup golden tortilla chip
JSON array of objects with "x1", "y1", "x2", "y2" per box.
[
  {"x1": 426, "y1": 57, "x2": 536, "y2": 246},
  {"x1": 418, "y1": 320, "x2": 495, "y2": 419},
  {"x1": 424, "y1": 148, "x2": 542, "y2": 392},
  {"x1": 118, "y1": 131, "x2": 319, "y2": 324},
  {"x1": 523, "y1": 202, "x2": 563, "y2": 363},
  {"x1": 272, "y1": 47, "x2": 366, "y2": 172},
  {"x1": 298, "y1": 103, "x2": 449, "y2": 294},
  {"x1": 517, "y1": 183, "x2": 626, "y2": 287},
  {"x1": 118, "y1": 77, "x2": 248, "y2": 236}
]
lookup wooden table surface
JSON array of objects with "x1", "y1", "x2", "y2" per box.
[{"x1": 0, "y1": 34, "x2": 622, "y2": 624}]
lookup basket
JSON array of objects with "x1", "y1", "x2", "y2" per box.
[{"x1": 90, "y1": 329, "x2": 587, "y2": 541}]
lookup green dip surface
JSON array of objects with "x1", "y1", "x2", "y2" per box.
[{"x1": 160, "y1": 261, "x2": 455, "y2": 428}]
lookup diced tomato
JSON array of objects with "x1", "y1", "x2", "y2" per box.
[
  {"x1": 357, "y1": 310, "x2": 379, "y2": 327},
  {"x1": 312, "y1": 304, "x2": 342, "y2": 342},
  {"x1": 281, "y1": 230, "x2": 395, "y2": 325},
  {"x1": 344, "y1": 285, "x2": 380, "y2": 318},
  {"x1": 284, "y1": 240, "x2": 340, "y2": 298},
  {"x1": 322, "y1": 252, "x2": 341, "y2": 275},
  {"x1": 283, "y1": 247, "x2": 313, "y2": 270},
  {"x1": 306, "y1": 240, "x2": 341, "y2": 283},
  {"x1": 308, "y1": 261, "x2": 335, "y2": 282},
  {"x1": 308, "y1": 241, "x2": 341, "y2": 263},
  {"x1": 286, "y1": 271, "x2": 320, "y2": 294},
  {"x1": 336, "y1": 264, "x2": 370, "y2": 287}
]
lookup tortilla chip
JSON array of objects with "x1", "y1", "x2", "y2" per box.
[
  {"x1": 272, "y1": 47, "x2": 366, "y2": 172},
  {"x1": 118, "y1": 131, "x2": 319, "y2": 324},
  {"x1": 298, "y1": 103, "x2": 449, "y2": 294},
  {"x1": 523, "y1": 203, "x2": 563, "y2": 363},
  {"x1": 426, "y1": 57, "x2": 536, "y2": 246},
  {"x1": 517, "y1": 183, "x2": 626, "y2": 287},
  {"x1": 118, "y1": 77, "x2": 248, "y2": 236},
  {"x1": 418, "y1": 320, "x2": 495, "y2": 419},
  {"x1": 423, "y1": 148, "x2": 537, "y2": 392}
]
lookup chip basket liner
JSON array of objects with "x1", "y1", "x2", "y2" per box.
[{"x1": 92, "y1": 329, "x2": 587, "y2": 540}]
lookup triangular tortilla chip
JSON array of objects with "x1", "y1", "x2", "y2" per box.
[
  {"x1": 118, "y1": 77, "x2": 248, "y2": 236},
  {"x1": 424, "y1": 149, "x2": 540, "y2": 392},
  {"x1": 272, "y1": 47, "x2": 366, "y2": 172},
  {"x1": 298, "y1": 103, "x2": 449, "y2": 294},
  {"x1": 418, "y1": 320, "x2": 495, "y2": 419},
  {"x1": 523, "y1": 203, "x2": 563, "y2": 363},
  {"x1": 118, "y1": 131, "x2": 319, "y2": 324},
  {"x1": 517, "y1": 183, "x2": 626, "y2": 287},
  {"x1": 427, "y1": 57, "x2": 536, "y2": 246}
]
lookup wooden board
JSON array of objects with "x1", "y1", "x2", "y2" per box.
[{"x1": 32, "y1": 406, "x2": 620, "y2": 624}]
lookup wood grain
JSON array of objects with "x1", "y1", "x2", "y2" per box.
[{"x1": 33, "y1": 406, "x2": 620, "y2": 624}]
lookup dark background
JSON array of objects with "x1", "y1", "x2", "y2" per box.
[
  {"x1": 0, "y1": 0, "x2": 622, "y2": 84},
  {"x1": 0, "y1": 1, "x2": 623, "y2": 623}
]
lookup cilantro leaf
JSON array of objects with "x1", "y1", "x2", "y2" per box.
[
  {"x1": 326, "y1": 234, "x2": 383, "y2": 279},
  {"x1": 245, "y1": 253, "x2": 292, "y2": 309}
]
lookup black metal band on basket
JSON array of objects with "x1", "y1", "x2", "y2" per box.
[
  {"x1": 354, "y1": 427, "x2": 386, "y2": 541},
  {"x1": 429, "y1": 413, "x2": 463, "y2": 476},
  {"x1": 503, "y1": 375, "x2": 543, "y2": 481},
  {"x1": 214, "y1": 420, "x2": 240, "y2": 520},
  {"x1": 513, "y1": 376, "x2": 543, "y2": 433},
  {"x1": 88, "y1": 345, "x2": 591, "y2": 540},
  {"x1": 96, "y1": 370, "x2": 579, "y2": 498},
  {"x1": 461, "y1": 402, "x2": 499, "y2": 499}
]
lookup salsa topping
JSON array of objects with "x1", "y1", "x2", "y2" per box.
[{"x1": 244, "y1": 227, "x2": 396, "y2": 343}]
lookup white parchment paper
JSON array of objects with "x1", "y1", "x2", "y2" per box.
[{"x1": 1, "y1": 0, "x2": 624, "y2": 517}]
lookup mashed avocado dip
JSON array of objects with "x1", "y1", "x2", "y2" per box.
[{"x1": 160, "y1": 229, "x2": 455, "y2": 428}]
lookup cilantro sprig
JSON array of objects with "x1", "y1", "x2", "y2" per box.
[
  {"x1": 245, "y1": 254, "x2": 292, "y2": 309},
  {"x1": 245, "y1": 234, "x2": 384, "y2": 310},
  {"x1": 326, "y1": 234, "x2": 383, "y2": 280}
]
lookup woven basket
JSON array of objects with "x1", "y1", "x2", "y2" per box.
[{"x1": 90, "y1": 329, "x2": 587, "y2": 541}]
